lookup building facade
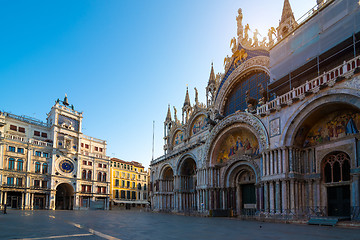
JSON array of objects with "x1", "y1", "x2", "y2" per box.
[
  {"x1": 110, "y1": 158, "x2": 149, "y2": 208},
  {"x1": 150, "y1": 0, "x2": 360, "y2": 220},
  {"x1": 0, "y1": 96, "x2": 110, "y2": 210}
]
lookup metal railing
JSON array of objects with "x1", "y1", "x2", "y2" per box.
[{"x1": 257, "y1": 55, "x2": 360, "y2": 116}]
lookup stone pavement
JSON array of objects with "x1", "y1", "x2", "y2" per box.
[{"x1": 0, "y1": 210, "x2": 360, "y2": 240}]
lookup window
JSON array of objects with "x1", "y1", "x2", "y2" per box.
[
  {"x1": 17, "y1": 148, "x2": 24, "y2": 154},
  {"x1": 81, "y1": 143, "x2": 84, "y2": 147},
  {"x1": 138, "y1": 192, "x2": 141, "y2": 199},
  {"x1": 121, "y1": 180, "x2": 125, "y2": 187},
  {"x1": 42, "y1": 181, "x2": 47, "y2": 188},
  {"x1": 115, "y1": 171, "x2": 119, "y2": 178},
  {"x1": 144, "y1": 184, "x2": 147, "y2": 191},
  {"x1": 98, "y1": 172, "x2": 102, "y2": 181},
  {"x1": 35, "y1": 151, "x2": 41, "y2": 157},
  {"x1": 132, "y1": 191, "x2": 136, "y2": 200},
  {"x1": 34, "y1": 180, "x2": 40, "y2": 187},
  {"x1": 102, "y1": 173, "x2": 107, "y2": 182},
  {"x1": 103, "y1": 165, "x2": 107, "y2": 169},
  {"x1": 8, "y1": 158, "x2": 15, "y2": 170},
  {"x1": 82, "y1": 170, "x2": 87, "y2": 179},
  {"x1": 83, "y1": 160, "x2": 87, "y2": 165},
  {"x1": 115, "y1": 190, "x2": 119, "y2": 198},
  {"x1": 35, "y1": 162, "x2": 41, "y2": 173},
  {"x1": 10, "y1": 125, "x2": 17, "y2": 131},
  {"x1": 42, "y1": 163, "x2": 48, "y2": 173},
  {"x1": 127, "y1": 181, "x2": 130, "y2": 188},
  {"x1": 7, "y1": 177, "x2": 14, "y2": 185},
  {"x1": 102, "y1": 187, "x2": 106, "y2": 194},
  {"x1": 115, "y1": 179, "x2": 119, "y2": 187},
  {"x1": 127, "y1": 191, "x2": 130, "y2": 199},
  {"x1": 43, "y1": 152, "x2": 49, "y2": 158},
  {"x1": 98, "y1": 163, "x2": 102, "y2": 168},
  {"x1": 85, "y1": 144, "x2": 89, "y2": 149},
  {"x1": 95, "y1": 146, "x2": 98, "y2": 151},
  {"x1": 87, "y1": 170, "x2": 92, "y2": 180},
  {"x1": 18, "y1": 127, "x2": 25, "y2": 133},
  {"x1": 81, "y1": 185, "x2": 86, "y2": 192},
  {"x1": 97, "y1": 186, "x2": 101, "y2": 194},
  {"x1": 143, "y1": 193, "x2": 147, "y2": 200},
  {"x1": 138, "y1": 183, "x2": 142, "y2": 190},
  {"x1": 224, "y1": 72, "x2": 270, "y2": 116},
  {"x1": 89, "y1": 162, "x2": 92, "y2": 166},
  {"x1": 16, "y1": 178, "x2": 22, "y2": 186},
  {"x1": 87, "y1": 185, "x2": 91, "y2": 193},
  {"x1": 132, "y1": 182, "x2": 135, "y2": 188},
  {"x1": 41, "y1": 132, "x2": 47, "y2": 138},
  {"x1": 99, "y1": 148, "x2": 103, "y2": 152},
  {"x1": 323, "y1": 152, "x2": 351, "y2": 183},
  {"x1": 121, "y1": 190, "x2": 125, "y2": 198},
  {"x1": 17, "y1": 159, "x2": 23, "y2": 171},
  {"x1": 34, "y1": 131, "x2": 40, "y2": 136},
  {"x1": 9, "y1": 146, "x2": 15, "y2": 152}
]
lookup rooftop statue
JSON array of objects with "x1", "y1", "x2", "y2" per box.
[{"x1": 236, "y1": 8, "x2": 243, "y2": 39}]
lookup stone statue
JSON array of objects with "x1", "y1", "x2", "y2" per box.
[
  {"x1": 236, "y1": 8, "x2": 243, "y2": 39},
  {"x1": 173, "y1": 106, "x2": 178, "y2": 123},
  {"x1": 245, "y1": 90, "x2": 258, "y2": 113},
  {"x1": 258, "y1": 83, "x2": 267, "y2": 105},
  {"x1": 253, "y1": 29, "x2": 259, "y2": 47},
  {"x1": 194, "y1": 87, "x2": 199, "y2": 105},
  {"x1": 268, "y1": 27, "x2": 276, "y2": 47},
  {"x1": 244, "y1": 24, "x2": 250, "y2": 41},
  {"x1": 260, "y1": 37, "x2": 267, "y2": 47},
  {"x1": 230, "y1": 37, "x2": 237, "y2": 53}
]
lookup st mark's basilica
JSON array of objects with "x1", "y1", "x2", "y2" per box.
[{"x1": 150, "y1": 0, "x2": 360, "y2": 221}]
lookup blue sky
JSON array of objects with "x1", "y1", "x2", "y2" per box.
[{"x1": 0, "y1": 0, "x2": 316, "y2": 167}]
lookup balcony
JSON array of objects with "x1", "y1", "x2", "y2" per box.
[
  {"x1": 30, "y1": 186, "x2": 49, "y2": 190},
  {"x1": 2, "y1": 184, "x2": 25, "y2": 189},
  {"x1": 257, "y1": 55, "x2": 360, "y2": 116},
  {"x1": 5, "y1": 134, "x2": 53, "y2": 147}
]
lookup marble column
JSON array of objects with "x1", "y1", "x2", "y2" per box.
[
  {"x1": 281, "y1": 180, "x2": 287, "y2": 213},
  {"x1": 290, "y1": 180, "x2": 295, "y2": 213},
  {"x1": 264, "y1": 182, "x2": 269, "y2": 212},
  {"x1": 275, "y1": 181, "x2": 280, "y2": 213},
  {"x1": 269, "y1": 181, "x2": 274, "y2": 213}
]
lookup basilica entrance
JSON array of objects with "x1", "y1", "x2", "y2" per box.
[
  {"x1": 236, "y1": 167, "x2": 256, "y2": 215},
  {"x1": 55, "y1": 183, "x2": 74, "y2": 210},
  {"x1": 327, "y1": 185, "x2": 350, "y2": 217}
]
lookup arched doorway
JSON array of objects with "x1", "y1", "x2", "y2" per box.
[
  {"x1": 160, "y1": 166, "x2": 174, "y2": 210},
  {"x1": 55, "y1": 183, "x2": 74, "y2": 210},
  {"x1": 322, "y1": 152, "x2": 351, "y2": 217},
  {"x1": 179, "y1": 157, "x2": 197, "y2": 211},
  {"x1": 236, "y1": 167, "x2": 256, "y2": 215}
]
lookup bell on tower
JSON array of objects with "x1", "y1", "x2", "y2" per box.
[{"x1": 206, "y1": 63, "x2": 216, "y2": 107}]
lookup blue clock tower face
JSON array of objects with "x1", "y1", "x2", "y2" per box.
[{"x1": 59, "y1": 159, "x2": 74, "y2": 173}]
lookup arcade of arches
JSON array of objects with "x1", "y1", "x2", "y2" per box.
[{"x1": 55, "y1": 183, "x2": 74, "y2": 210}]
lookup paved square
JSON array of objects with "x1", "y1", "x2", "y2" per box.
[{"x1": 1, "y1": 210, "x2": 360, "y2": 240}]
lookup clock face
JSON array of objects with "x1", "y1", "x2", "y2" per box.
[{"x1": 59, "y1": 159, "x2": 74, "y2": 173}]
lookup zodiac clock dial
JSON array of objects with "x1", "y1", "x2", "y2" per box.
[{"x1": 59, "y1": 159, "x2": 74, "y2": 173}]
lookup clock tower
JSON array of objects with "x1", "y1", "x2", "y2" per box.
[{"x1": 47, "y1": 95, "x2": 83, "y2": 210}]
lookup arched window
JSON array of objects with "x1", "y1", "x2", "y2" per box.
[
  {"x1": 87, "y1": 170, "x2": 92, "y2": 180},
  {"x1": 35, "y1": 162, "x2": 41, "y2": 173},
  {"x1": 224, "y1": 71, "x2": 270, "y2": 116},
  {"x1": 323, "y1": 152, "x2": 351, "y2": 183},
  {"x1": 42, "y1": 163, "x2": 48, "y2": 174},
  {"x1": 98, "y1": 172, "x2": 102, "y2": 181},
  {"x1": 102, "y1": 173, "x2": 106, "y2": 182},
  {"x1": 8, "y1": 158, "x2": 15, "y2": 170},
  {"x1": 17, "y1": 159, "x2": 24, "y2": 171},
  {"x1": 82, "y1": 170, "x2": 87, "y2": 179},
  {"x1": 137, "y1": 183, "x2": 142, "y2": 190}
]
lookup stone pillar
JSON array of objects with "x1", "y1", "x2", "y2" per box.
[
  {"x1": 0, "y1": 191, "x2": 2, "y2": 206},
  {"x1": 290, "y1": 180, "x2": 295, "y2": 213},
  {"x1": 275, "y1": 181, "x2": 280, "y2": 213},
  {"x1": 282, "y1": 148, "x2": 288, "y2": 174},
  {"x1": 237, "y1": 185, "x2": 241, "y2": 215},
  {"x1": 264, "y1": 182, "x2": 269, "y2": 212},
  {"x1": 351, "y1": 175, "x2": 359, "y2": 209},
  {"x1": 269, "y1": 151, "x2": 273, "y2": 175},
  {"x1": 22, "y1": 192, "x2": 25, "y2": 210},
  {"x1": 262, "y1": 153, "x2": 266, "y2": 176},
  {"x1": 269, "y1": 181, "x2": 274, "y2": 213},
  {"x1": 289, "y1": 148, "x2": 294, "y2": 173},
  {"x1": 222, "y1": 189, "x2": 226, "y2": 210},
  {"x1": 281, "y1": 180, "x2": 287, "y2": 213},
  {"x1": 4, "y1": 191, "x2": 7, "y2": 205},
  {"x1": 31, "y1": 193, "x2": 34, "y2": 210},
  {"x1": 278, "y1": 149, "x2": 282, "y2": 174},
  {"x1": 274, "y1": 150, "x2": 278, "y2": 175}
]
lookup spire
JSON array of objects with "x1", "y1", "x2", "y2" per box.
[
  {"x1": 165, "y1": 104, "x2": 172, "y2": 122},
  {"x1": 208, "y1": 62, "x2": 215, "y2": 85},
  {"x1": 183, "y1": 87, "x2": 191, "y2": 107},
  {"x1": 278, "y1": 0, "x2": 297, "y2": 39}
]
